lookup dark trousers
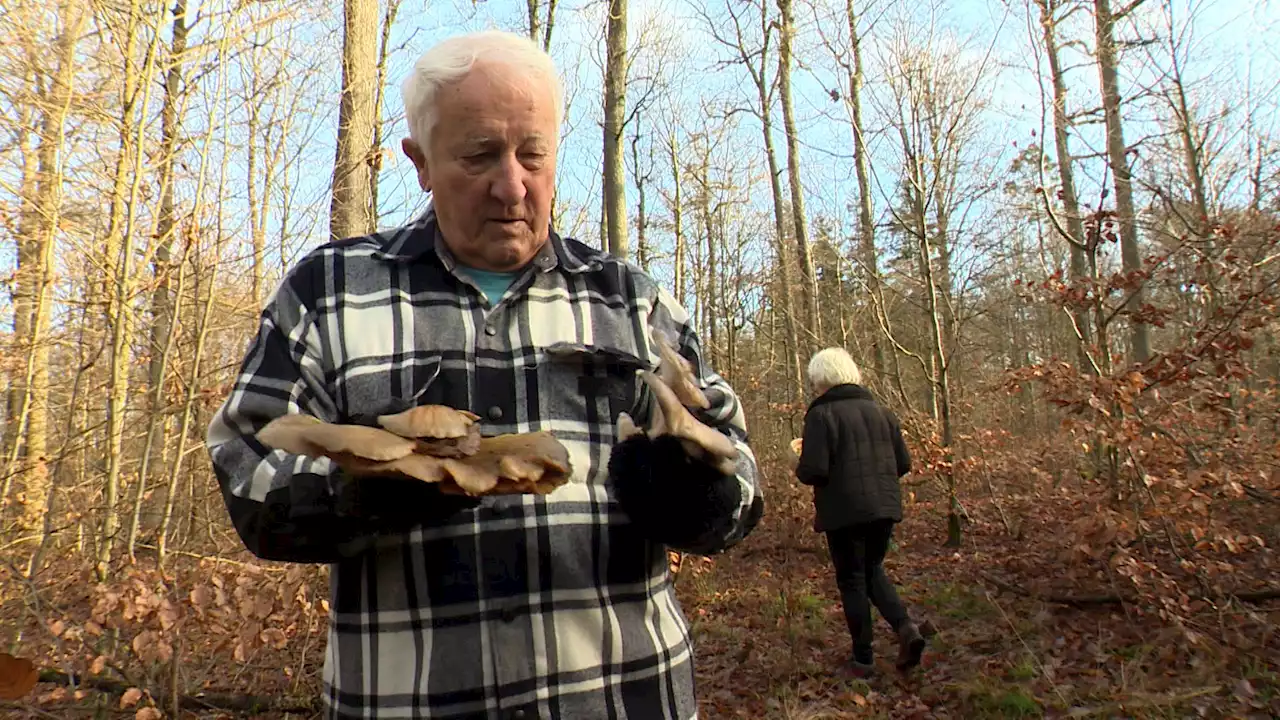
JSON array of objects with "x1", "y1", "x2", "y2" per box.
[{"x1": 825, "y1": 519, "x2": 909, "y2": 664}]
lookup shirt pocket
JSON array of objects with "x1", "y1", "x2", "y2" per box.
[{"x1": 540, "y1": 342, "x2": 646, "y2": 427}]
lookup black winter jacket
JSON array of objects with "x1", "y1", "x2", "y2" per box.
[{"x1": 795, "y1": 384, "x2": 911, "y2": 532}]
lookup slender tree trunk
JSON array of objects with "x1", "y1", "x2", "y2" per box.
[
  {"x1": 329, "y1": 0, "x2": 379, "y2": 241},
  {"x1": 700, "y1": 169, "x2": 718, "y2": 363},
  {"x1": 747, "y1": 15, "x2": 804, "y2": 406},
  {"x1": 630, "y1": 118, "x2": 650, "y2": 271},
  {"x1": 7, "y1": 1, "x2": 84, "y2": 533},
  {"x1": 132, "y1": 0, "x2": 188, "y2": 559},
  {"x1": 918, "y1": 212, "x2": 957, "y2": 545},
  {"x1": 845, "y1": 0, "x2": 884, "y2": 380},
  {"x1": 667, "y1": 128, "x2": 685, "y2": 303},
  {"x1": 1093, "y1": 0, "x2": 1150, "y2": 362},
  {"x1": 602, "y1": 0, "x2": 629, "y2": 258},
  {"x1": 906, "y1": 155, "x2": 940, "y2": 420},
  {"x1": 1036, "y1": 0, "x2": 1093, "y2": 368},
  {"x1": 100, "y1": 0, "x2": 162, "y2": 581},
  {"x1": 159, "y1": 244, "x2": 217, "y2": 565},
  {"x1": 776, "y1": 0, "x2": 819, "y2": 351},
  {"x1": 369, "y1": 0, "x2": 401, "y2": 227},
  {"x1": 3, "y1": 110, "x2": 35, "y2": 493},
  {"x1": 526, "y1": 0, "x2": 558, "y2": 51}
]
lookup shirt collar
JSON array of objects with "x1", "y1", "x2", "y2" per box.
[{"x1": 373, "y1": 200, "x2": 600, "y2": 274}]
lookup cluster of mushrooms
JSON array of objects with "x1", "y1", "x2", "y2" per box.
[{"x1": 254, "y1": 334, "x2": 739, "y2": 497}]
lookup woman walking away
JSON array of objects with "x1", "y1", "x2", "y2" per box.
[{"x1": 794, "y1": 347, "x2": 925, "y2": 679}]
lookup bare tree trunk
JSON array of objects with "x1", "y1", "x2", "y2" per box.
[
  {"x1": 5, "y1": 1, "x2": 85, "y2": 534},
  {"x1": 1093, "y1": 0, "x2": 1150, "y2": 363},
  {"x1": 329, "y1": 0, "x2": 379, "y2": 241},
  {"x1": 917, "y1": 212, "x2": 958, "y2": 546},
  {"x1": 526, "y1": 0, "x2": 558, "y2": 51},
  {"x1": 246, "y1": 28, "x2": 265, "y2": 306},
  {"x1": 3, "y1": 106, "x2": 36, "y2": 495},
  {"x1": 159, "y1": 242, "x2": 217, "y2": 565},
  {"x1": 100, "y1": 0, "x2": 162, "y2": 580},
  {"x1": 719, "y1": 0, "x2": 804, "y2": 405},
  {"x1": 667, "y1": 127, "x2": 685, "y2": 303},
  {"x1": 369, "y1": 0, "x2": 401, "y2": 226},
  {"x1": 1036, "y1": 0, "x2": 1093, "y2": 369},
  {"x1": 844, "y1": 0, "x2": 885, "y2": 380},
  {"x1": 27, "y1": 301, "x2": 95, "y2": 577},
  {"x1": 131, "y1": 0, "x2": 188, "y2": 560},
  {"x1": 630, "y1": 116, "x2": 650, "y2": 271},
  {"x1": 905, "y1": 152, "x2": 940, "y2": 420},
  {"x1": 602, "y1": 0, "x2": 629, "y2": 258},
  {"x1": 701, "y1": 168, "x2": 718, "y2": 363},
  {"x1": 776, "y1": 0, "x2": 819, "y2": 351}
]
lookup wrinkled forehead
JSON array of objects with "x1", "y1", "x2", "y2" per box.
[
  {"x1": 434, "y1": 72, "x2": 559, "y2": 144},
  {"x1": 453, "y1": 61, "x2": 561, "y2": 117}
]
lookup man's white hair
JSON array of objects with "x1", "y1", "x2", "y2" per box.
[
  {"x1": 400, "y1": 30, "x2": 564, "y2": 150},
  {"x1": 807, "y1": 347, "x2": 863, "y2": 389}
]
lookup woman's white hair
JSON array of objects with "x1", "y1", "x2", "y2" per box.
[
  {"x1": 400, "y1": 30, "x2": 564, "y2": 151},
  {"x1": 807, "y1": 347, "x2": 863, "y2": 389}
]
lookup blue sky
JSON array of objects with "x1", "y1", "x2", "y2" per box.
[
  {"x1": 362, "y1": 0, "x2": 1278, "y2": 250},
  {"x1": 1, "y1": 0, "x2": 1276, "y2": 321}
]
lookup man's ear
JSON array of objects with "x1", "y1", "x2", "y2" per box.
[{"x1": 401, "y1": 138, "x2": 431, "y2": 192}]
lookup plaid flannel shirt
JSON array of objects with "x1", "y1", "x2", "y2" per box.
[{"x1": 206, "y1": 208, "x2": 761, "y2": 719}]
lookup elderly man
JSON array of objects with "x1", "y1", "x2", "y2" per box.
[{"x1": 206, "y1": 29, "x2": 763, "y2": 719}]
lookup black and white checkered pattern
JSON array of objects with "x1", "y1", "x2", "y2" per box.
[{"x1": 206, "y1": 207, "x2": 761, "y2": 719}]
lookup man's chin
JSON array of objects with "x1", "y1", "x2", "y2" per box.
[{"x1": 481, "y1": 241, "x2": 537, "y2": 271}]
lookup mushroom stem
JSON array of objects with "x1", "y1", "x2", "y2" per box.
[{"x1": 639, "y1": 370, "x2": 738, "y2": 475}]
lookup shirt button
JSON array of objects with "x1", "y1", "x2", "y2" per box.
[
  {"x1": 484, "y1": 324, "x2": 497, "y2": 336},
  {"x1": 512, "y1": 711, "x2": 527, "y2": 720},
  {"x1": 501, "y1": 607, "x2": 518, "y2": 623},
  {"x1": 488, "y1": 406, "x2": 503, "y2": 421}
]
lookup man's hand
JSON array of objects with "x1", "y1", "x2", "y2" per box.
[
  {"x1": 614, "y1": 334, "x2": 738, "y2": 475},
  {"x1": 608, "y1": 363, "x2": 742, "y2": 551},
  {"x1": 333, "y1": 400, "x2": 483, "y2": 527}
]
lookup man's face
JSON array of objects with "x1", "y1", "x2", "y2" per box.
[{"x1": 401, "y1": 62, "x2": 558, "y2": 272}]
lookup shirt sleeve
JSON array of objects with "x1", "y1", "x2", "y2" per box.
[
  {"x1": 205, "y1": 260, "x2": 373, "y2": 564},
  {"x1": 645, "y1": 285, "x2": 763, "y2": 555}
]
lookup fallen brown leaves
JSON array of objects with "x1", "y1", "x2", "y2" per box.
[
  {"x1": 675, "y1": 432, "x2": 1280, "y2": 719},
  {"x1": 2, "y1": 435, "x2": 1278, "y2": 718}
]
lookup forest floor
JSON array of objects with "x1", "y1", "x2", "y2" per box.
[
  {"x1": 2, "y1": 470, "x2": 1278, "y2": 719},
  {"x1": 676, "y1": 481, "x2": 1280, "y2": 719}
]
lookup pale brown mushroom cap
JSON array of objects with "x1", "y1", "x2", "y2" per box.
[
  {"x1": 653, "y1": 332, "x2": 710, "y2": 409},
  {"x1": 257, "y1": 414, "x2": 328, "y2": 457},
  {"x1": 258, "y1": 412, "x2": 573, "y2": 498},
  {"x1": 378, "y1": 405, "x2": 481, "y2": 439},
  {"x1": 633, "y1": 370, "x2": 739, "y2": 476},
  {"x1": 336, "y1": 431, "x2": 574, "y2": 497},
  {"x1": 256, "y1": 414, "x2": 416, "y2": 462}
]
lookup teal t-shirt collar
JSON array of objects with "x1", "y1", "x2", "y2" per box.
[{"x1": 462, "y1": 266, "x2": 520, "y2": 304}]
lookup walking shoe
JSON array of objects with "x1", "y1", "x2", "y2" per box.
[
  {"x1": 895, "y1": 621, "x2": 926, "y2": 672},
  {"x1": 842, "y1": 658, "x2": 875, "y2": 679}
]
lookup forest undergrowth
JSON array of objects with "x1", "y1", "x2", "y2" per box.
[{"x1": 2, "y1": 428, "x2": 1277, "y2": 719}]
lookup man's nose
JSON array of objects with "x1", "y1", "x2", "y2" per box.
[{"x1": 490, "y1": 154, "x2": 528, "y2": 205}]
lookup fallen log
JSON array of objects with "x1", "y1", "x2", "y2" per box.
[{"x1": 978, "y1": 571, "x2": 1280, "y2": 608}]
